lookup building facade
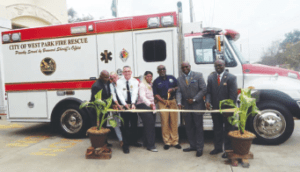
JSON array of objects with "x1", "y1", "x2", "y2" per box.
[{"x1": 0, "y1": 0, "x2": 68, "y2": 28}]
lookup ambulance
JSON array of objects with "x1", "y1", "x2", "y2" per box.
[{"x1": 1, "y1": 3, "x2": 300, "y2": 145}]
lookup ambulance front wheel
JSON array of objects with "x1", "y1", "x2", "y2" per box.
[{"x1": 58, "y1": 104, "x2": 89, "y2": 138}]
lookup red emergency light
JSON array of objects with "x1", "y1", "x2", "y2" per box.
[{"x1": 224, "y1": 29, "x2": 240, "y2": 41}]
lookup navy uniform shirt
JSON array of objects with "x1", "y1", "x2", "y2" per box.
[{"x1": 153, "y1": 75, "x2": 178, "y2": 99}]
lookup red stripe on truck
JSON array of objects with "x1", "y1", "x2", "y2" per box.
[
  {"x1": 243, "y1": 64, "x2": 300, "y2": 80},
  {"x1": 5, "y1": 80, "x2": 96, "y2": 92},
  {"x1": 2, "y1": 12, "x2": 177, "y2": 43}
]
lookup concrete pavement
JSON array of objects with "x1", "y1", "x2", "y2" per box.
[{"x1": 0, "y1": 116, "x2": 299, "y2": 172}]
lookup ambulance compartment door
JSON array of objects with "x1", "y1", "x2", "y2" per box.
[
  {"x1": 134, "y1": 28, "x2": 177, "y2": 79},
  {"x1": 115, "y1": 32, "x2": 134, "y2": 77},
  {"x1": 7, "y1": 91, "x2": 48, "y2": 119}
]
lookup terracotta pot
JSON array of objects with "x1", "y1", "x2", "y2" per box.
[
  {"x1": 228, "y1": 130, "x2": 256, "y2": 155},
  {"x1": 87, "y1": 127, "x2": 111, "y2": 148}
]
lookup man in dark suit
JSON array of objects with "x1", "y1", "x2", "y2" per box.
[
  {"x1": 206, "y1": 59, "x2": 237, "y2": 158},
  {"x1": 90, "y1": 70, "x2": 112, "y2": 146},
  {"x1": 176, "y1": 61, "x2": 207, "y2": 157}
]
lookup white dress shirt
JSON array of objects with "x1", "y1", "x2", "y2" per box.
[
  {"x1": 218, "y1": 71, "x2": 225, "y2": 81},
  {"x1": 116, "y1": 77, "x2": 139, "y2": 105}
]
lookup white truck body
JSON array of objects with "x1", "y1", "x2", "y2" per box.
[{"x1": 1, "y1": 11, "x2": 300, "y2": 144}]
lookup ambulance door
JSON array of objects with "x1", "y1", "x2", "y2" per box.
[
  {"x1": 96, "y1": 33, "x2": 116, "y2": 77},
  {"x1": 115, "y1": 32, "x2": 134, "y2": 76},
  {"x1": 134, "y1": 28, "x2": 177, "y2": 79}
]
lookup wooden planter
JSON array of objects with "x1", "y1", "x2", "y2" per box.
[
  {"x1": 228, "y1": 130, "x2": 256, "y2": 155},
  {"x1": 87, "y1": 127, "x2": 111, "y2": 148}
]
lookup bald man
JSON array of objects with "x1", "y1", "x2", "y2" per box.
[
  {"x1": 205, "y1": 59, "x2": 237, "y2": 158},
  {"x1": 153, "y1": 65, "x2": 181, "y2": 150},
  {"x1": 90, "y1": 70, "x2": 112, "y2": 146},
  {"x1": 176, "y1": 61, "x2": 207, "y2": 157}
]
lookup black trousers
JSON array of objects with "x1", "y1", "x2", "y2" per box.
[
  {"x1": 211, "y1": 113, "x2": 234, "y2": 151},
  {"x1": 184, "y1": 113, "x2": 204, "y2": 151},
  {"x1": 120, "y1": 111, "x2": 138, "y2": 147},
  {"x1": 136, "y1": 103, "x2": 156, "y2": 149}
]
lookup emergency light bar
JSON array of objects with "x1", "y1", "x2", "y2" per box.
[
  {"x1": 148, "y1": 17, "x2": 160, "y2": 28},
  {"x1": 161, "y1": 16, "x2": 174, "y2": 26},
  {"x1": 2, "y1": 34, "x2": 10, "y2": 43},
  {"x1": 11, "y1": 33, "x2": 21, "y2": 42},
  {"x1": 71, "y1": 26, "x2": 87, "y2": 34}
]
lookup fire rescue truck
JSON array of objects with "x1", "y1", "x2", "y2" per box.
[{"x1": 1, "y1": 4, "x2": 300, "y2": 145}]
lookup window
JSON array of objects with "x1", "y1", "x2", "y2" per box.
[
  {"x1": 193, "y1": 38, "x2": 215, "y2": 64},
  {"x1": 193, "y1": 38, "x2": 237, "y2": 67},
  {"x1": 143, "y1": 40, "x2": 166, "y2": 62}
]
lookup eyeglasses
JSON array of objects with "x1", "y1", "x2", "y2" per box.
[
  {"x1": 158, "y1": 68, "x2": 166, "y2": 71},
  {"x1": 181, "y1": 66, "x2": 189, "y2": 69}
]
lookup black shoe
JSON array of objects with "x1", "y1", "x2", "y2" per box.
[
  {"x1": 131, "y1": 142, "x2": 142, "y2": 147},
  {"x1": 164, "y1": 145, "x2": 170, "y2": 150},
  {"x1": 209, "y1": 149, "x2": 223, "y2": 155},
  {"x1": 174, "y1": 144, "x2": 182, "y2": 149},
  {"x1": 183, "y1": 147, "x2": 197, "y2": 152},
  {"x1": 222, "y1": 152, "x2": 227, "y2": 158},
  {"x1": 196, "y1": 150, "x2": 203, "y2": 157},
  {"x1": 106, "y1": 142, "x2": 113, "y2": 147},
  {"x1": 122, "y1": 145, "x2": 130, "y2": 154}
]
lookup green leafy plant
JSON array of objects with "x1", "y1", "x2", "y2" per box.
[
  {"x1": 219, "y1": 88, "x2": 261, "y2": 134},
  {"x1": 79, "y1": 89, "x2": 123, "y2": 130}
]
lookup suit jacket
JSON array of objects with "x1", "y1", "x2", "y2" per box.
[
  {"x1": 205, "y1": 71, "x2": 237, "y2": 109},
  {"x1": 176, "y1": 71, "x2": 207, "y2": 110},
  {"x1": 90, "y1": 79, "x2": 111, "y2": 102}
]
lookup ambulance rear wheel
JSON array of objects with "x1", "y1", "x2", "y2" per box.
[{"x1": 58, "y1": 104, "x2": 88, "y2": 138}]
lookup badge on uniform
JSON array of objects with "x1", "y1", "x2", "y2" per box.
[
  {"x1": 123, "y1": 88, "x2": 126, "y2": 90},
  {"x1": 223, "y1": 83, "x2": 227, "y2": 86},
  {"x1": 191, "y1": 80, "x2": 196, "y2": 83},
  {"x1": 169, "y1": 79, "x2": 174, "y2": 83},
  {"x1": 130, "y1": 85, "x2": 133, "y2": 89}
]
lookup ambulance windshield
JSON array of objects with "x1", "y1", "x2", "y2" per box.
[{"x1": 228, "y1": 40, "x2": 248, "y2": 64}]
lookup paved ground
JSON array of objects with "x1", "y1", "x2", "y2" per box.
[{"x1": 0, "y1": 116, "x2": 300, "y2": 172}]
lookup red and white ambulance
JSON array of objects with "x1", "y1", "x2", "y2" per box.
[{"x1": 1, "y1": 4, "x2": 300, "y2": 144}]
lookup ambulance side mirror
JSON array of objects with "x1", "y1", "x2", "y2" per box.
[{"x1": 215, "y1": 35, "x2": 225, "y2": 60}]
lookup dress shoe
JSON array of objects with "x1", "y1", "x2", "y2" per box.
[
  {"x1": 122, "y1": 145, "x2": 130, "y2": 154},
  {"x1": 209, "y1": 149, "x2": 223, "y2": 155},
  {"x1": 164, "y1": 145, "x2": 170, "y2": 150},
  {"x1": 174, "y1": 144, "x2": 182, "y2": 149},
  {"x1": 147, "y1": 148, "x2": 158, "y2": 152},
  {"x1": 131, "y1": 142, "x2": 142, "y2": 147},
  {"x1": 222, "y1": 152, "x2": 228, "y2": 158},
  {"x1": 183, "y1": 147, "x2": 197, "y2": 152},
  {"x1": 196, "y1": 150, "x2": 203, "y2": 157}
]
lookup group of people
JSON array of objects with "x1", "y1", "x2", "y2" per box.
[{"x1": 90, "y1": 59, "x2": 237, "y2": 158}]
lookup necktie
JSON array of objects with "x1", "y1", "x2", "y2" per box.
[
  {"x1": 217, "y1": 75, "x2": 221, "y2": 86},
  {"x1": 185, "y1": 75, "x2": 189, "y2": 85},
  {"x1": 126, "y1": 81, "x2": 131, "y2": 104},
  {"x1": 185, "y1": 78, "x2": 189, "y2": 85}
]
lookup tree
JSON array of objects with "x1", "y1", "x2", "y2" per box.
[
  {"x1": 68, "y1": 8, "x2": 94, "y2": 23},
  {"x1": 280, "y1": 30, "x2": 300, "y2": 50},
  {"x1": 260, "y1": 40, "x2": 281, "y2": 66}
]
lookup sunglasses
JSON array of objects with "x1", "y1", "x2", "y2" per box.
[{"x1": 158, "y1": 68, "x2": 166, "y2": 71}]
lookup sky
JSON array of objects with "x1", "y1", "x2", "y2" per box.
[{"x1": 66, "y1": 0, "x2": 300, "y2": 63}]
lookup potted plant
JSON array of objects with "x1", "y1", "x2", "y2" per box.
[
  {"x1": 79, "y1": 89, "x2": 123, "y2": 148},
  {"x1": 219, "y1": 87, "x2": 260, "y2": 155}
]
